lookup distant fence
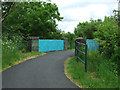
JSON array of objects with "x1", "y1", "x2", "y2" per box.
[
  {"x1": 75, "y1": 41, "x2": 87, "y2": 72},
  {"x1": 17, "y1": 37, "x2": 66, "y2": 52},
  {"x1": 39, "y1": 40, "x2": 64, "y2": 52},
  {"x1": 17, "y1": 41, "x2": 30, "y2": 52},
  {"x1": 75, "y1": 38, "x2": 100, "y2": 72}
]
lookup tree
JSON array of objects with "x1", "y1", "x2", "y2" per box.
[
  {"x1": 2, "y1": 1, "x2": 63, "y2": 39},
  {"x1": 74, "y1": 19, "x2": 103, "y2": 39},
  {"x1": 2, "y1": 2, "x2": 15, "y2": 23},
  {"x1": 62, "y1": 32, "x2": 75, "y2": 49},
  {"x1": 94, "y1": 16, "x2": 118, "y2": 58}
]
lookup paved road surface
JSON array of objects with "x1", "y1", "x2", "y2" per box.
[{"x1": 2, "y1": 50, "x2": 78, "y2": 88}]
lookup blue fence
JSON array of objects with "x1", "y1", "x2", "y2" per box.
[
  {"x1": 39, "y1": 40, "x2": 64, "y2": 52},
  {"x1": 86, "y1": 39, "x2": 99, "y2": 51},
  {"x1": 75, "y1": 41, "x2": 87, "y2": 72}
]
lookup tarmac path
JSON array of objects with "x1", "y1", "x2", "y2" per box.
[{"x1": 2, "y1": 50, "x2": 78, "y2": 88}]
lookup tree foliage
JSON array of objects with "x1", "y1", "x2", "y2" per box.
[
  {"x1": 74, "y1": 19, "x2": 102, "y2": 39},
  {"x1": 62, "y1": 32, "x2": 75, "y2": 49},
  {"x1": 74, "y1": 15, "x2": 120, "y2": 73},
  {"x1": 2, "y1": 1, "x2": 63, "y2": 39}
]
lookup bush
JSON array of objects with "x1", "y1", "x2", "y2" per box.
[
  {"x1": 74, "y1": 16, "x2": 120, "y2": 72},
  {"x1": 110, "y1": 46, "x2": 120, "y2": 75},
  {"x1": 2, "y1": 39, "x2": 21, "y2": 68},
  {"x1": 2, "y1": 34, "x2": 23, "y2": 69},
  {"x1": 87, "y1": 51, "x2": 118, "y2": 87},
  {"x1": 65, "y1": 52, "x2": 119, "y2": 88}
]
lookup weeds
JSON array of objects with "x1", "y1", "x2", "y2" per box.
[
  {"x1": 2, "y1": 35, "x2": 43, "y2": 70},
  {"x1": 65, "y1": 51, "x2": 119, "y2": 88},
  {"x1": 2, "y1": 39, "x2": 21, "y2": 69}
]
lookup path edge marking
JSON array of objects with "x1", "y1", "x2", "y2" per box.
[
  {"x1": 64, "y1": 57, "x2": 83, "y2": 88},
  {"x1": 2, "y1": 53, "x2": 46, "y2": 72}
]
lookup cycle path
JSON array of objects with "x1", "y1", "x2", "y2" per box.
[{"x1": 2, "y1": 50, "x2": 79, "y2": 88}]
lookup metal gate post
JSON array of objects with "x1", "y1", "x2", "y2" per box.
[
  {"x1": 75, "y1": 40, "x2": 76, "y2": 56},
  {"x1": 76, "y1": 42, "x2": 79, "y2": 63},
  {"x1": 85, "y1": 44, "x2": 87, "y2": 72}
]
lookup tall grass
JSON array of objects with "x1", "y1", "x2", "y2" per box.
[
  {"x1": 65, "y1": 50, "x2": 119, "y2": 88},
  {"x1": 2, "y1": 35, "x2": 43, "y2": 70},
  {"x1": 2, "y1": 34, "x2": 23, "y2": 69},
  {"x1": 87, "y1": 51, "x2": 118, "y2": 88},
  {"x1": 2, "y1": 39, "x2": 21, "y2": 69}
]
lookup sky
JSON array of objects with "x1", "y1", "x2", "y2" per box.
[{"x1": 50, "y1": 0, "x2": 118, "y2": 33}]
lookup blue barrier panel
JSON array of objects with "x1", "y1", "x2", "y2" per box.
[
  {"x1": 39, "y1": 40, "x2": 64, "y2": 52},
  {"x1": 86, "y1": 39, "x2": 99, "y2": 51}
]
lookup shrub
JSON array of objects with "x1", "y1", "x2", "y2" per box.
[
  {"x1": 2, "y1": 39, "x2": 21, "y2": 68},
  {"x1": 87, "y1": 51, "x2": 118, "y2": 87},
  {"x1": 2, "y1": 34, "x2": 23, "y2": 68}
]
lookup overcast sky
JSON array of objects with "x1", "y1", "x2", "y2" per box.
[{"x1": 50, "y1": 0, "x2": 118, "y2": 33}]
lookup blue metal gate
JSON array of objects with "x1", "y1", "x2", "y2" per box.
[
  {"x1": 75, "y1": 41, "x2": 87, "y2": 72},
  {"x1": 39, "y1": 40, "x2": 64, "y2": 52}
]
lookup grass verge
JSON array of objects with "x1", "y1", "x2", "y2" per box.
[
  {"x1": 2, "y1": 51, "x2": 45, "y2": 71},
  {"x1": 64, "y1": 57, "x2": 83, "y2": 88},
  {"x1": 64, "y1": 56, "x2": 119, "y2": 88}
]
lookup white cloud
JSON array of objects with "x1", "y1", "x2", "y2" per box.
[
  {"x1": 51, "y1": 0, "x2": 118, "y2": 33},
  {"x1": 57, "y1": 21, "x2": 79, "y2": 33},
  {"x1": 61, "y1": 4, "x2": 109, "y2": 22},
  {"x1": 51, "y1": 0, "x2": 77, "y2": 7},
  {"x1": 88, "y1": 4, "x2": 109, "y2": 18}
]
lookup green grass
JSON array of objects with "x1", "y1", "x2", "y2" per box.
[
  {"x1": 2, "y1": 40, "x2": 44, "y2": 71},
  {"x1": 65, "y1": 51, "x2": 119, "y2": 88},
  {"x1": 19, "y1": 51, "x2": 44, "y2": 60},
  {"x1": 2, "y1": 50, "x2": 44, "y2": 71}
]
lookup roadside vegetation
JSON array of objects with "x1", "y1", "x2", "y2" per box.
[
  {"x1": 64, "y1": 12, "x2": 120, "y2": 88},
  {"x1": 2, "y1": 1, "x2": 63, "y2": 71},
  {"x1": 2, "y1": 35, "x2": 44, "y2": 71},
  {"x1": 1, "y1": 1, "x2": 119, "y2": 88},
  {"x1": 65, "y1": 54, "x2": 118, "y2": 88}
]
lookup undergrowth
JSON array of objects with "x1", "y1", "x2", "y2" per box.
[
  {"x1": 2, "y1": 36, "x2": 43, "y2": 70},
  {"x1": 65, "y1": 51, "x2": 119, "y2": 88}
]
